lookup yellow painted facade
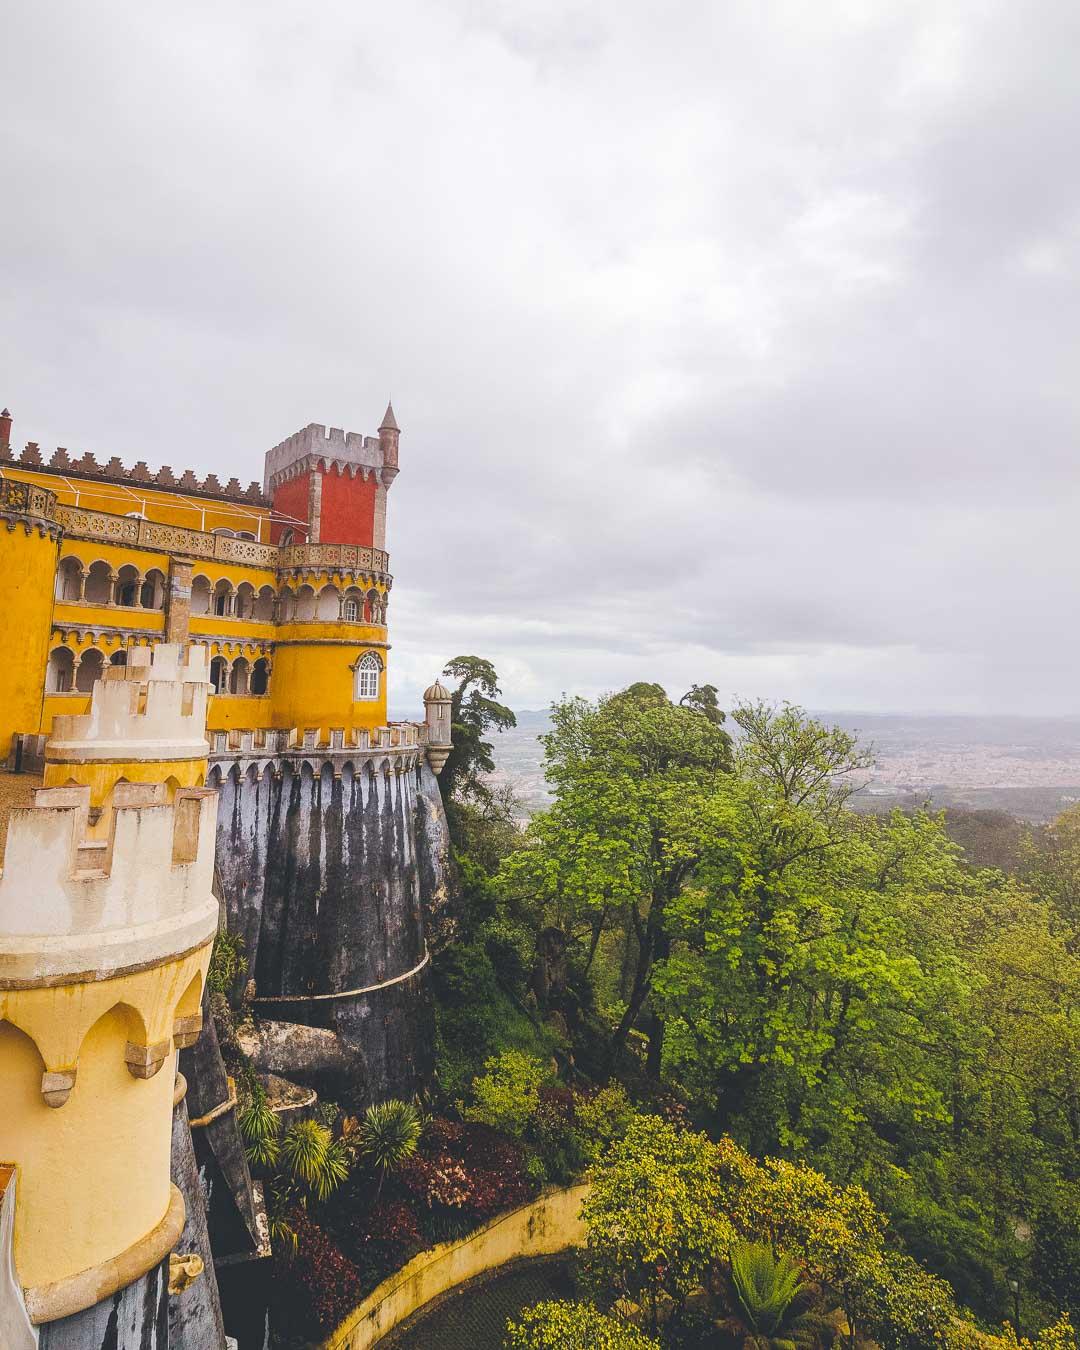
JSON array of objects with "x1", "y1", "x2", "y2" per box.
[
  {"x1": 0, "y1": 459, "x2": 395, "y2": 753},
  {"x1": 0, "y1": 946, "x2": 209, "y2": 1289}
]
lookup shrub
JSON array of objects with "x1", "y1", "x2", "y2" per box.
[
  {"x1": 580, "y1": 1115, "x2": 734, "y2": 1329},
  {"x1": 206, "y1": 925, "x2": 247, "y2": 997},
  {"x1": 355, "y1": 1099, "x2": 423, "y2": 1198},
  {"x1": 237, "y1": 1074, "x2": 280, "y2": 1168},
  {"x1": 464, "y1": 1050, "x2": 549, "y2": 1138},
  {"x1": 531, "y1": 1085, "x2": 585, "y2": 1183},
  {"x1": 273, "y1": 1211, "x2": 363, "y2": 1339},
  {"x1": 575, "y1": 1082, "x2": 636, "y2": 1163},
  {"x1": 505, "y1": 1300, "x2": 661, "y2": 1349},
  {"x1": 280, "y1": 1120, "x2": 350, "y2": 1202}
]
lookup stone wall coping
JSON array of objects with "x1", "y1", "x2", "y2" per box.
[{"x1": 321, "y1": 1182, "x2": 591, "y2": 1350}]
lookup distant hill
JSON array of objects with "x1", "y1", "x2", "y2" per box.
[{"x1": 484, "y1": 708, "x2": 1080, "y2": 825}]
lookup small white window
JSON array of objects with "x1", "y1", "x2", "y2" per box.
[
  {"x1": 355, "y1": 653, "x2": 380, "y2": 700},
  {"x1": 343, "y1": 599, "x2": 360, "y2": 623}
]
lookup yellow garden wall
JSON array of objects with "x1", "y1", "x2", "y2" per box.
[{"x1": 322, "y1": 1182, "x2": 591, "y2": 1350}]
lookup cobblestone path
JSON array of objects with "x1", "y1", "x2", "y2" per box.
[{"x1": 383, "y1": 1259, "x2": 574, "y2": 1350}]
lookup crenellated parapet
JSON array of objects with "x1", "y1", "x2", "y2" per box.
[
  {"x1": 207, "y1": 721, "x2": 428, "y2": 782},
  {"x1": 0, "y1": 781, "x2": 218, "y2": 988},
  {"x1": 263, "y1": 423, "x2": 389, "y2": 495},
  {"x1": 47, "y1": 643, "x2": 210, "y2": 768},
  {"x1": 2, "y1": 438, "x2": 266, "y2": 505}
]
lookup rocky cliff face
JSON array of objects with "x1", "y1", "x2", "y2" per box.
[{"x1": 209, "y1": 753, "x2": 450, "y2": 1103}]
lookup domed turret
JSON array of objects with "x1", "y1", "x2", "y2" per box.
[{"x1": 422, "y1": 678, "x2": 453, "y2": 775}]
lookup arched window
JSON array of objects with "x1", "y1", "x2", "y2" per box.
[
  {"x1": 116, "y1": 564, "x2": 140, "y2": 607},
  {"x1": 343, "y1": 598, "x2": 360, "y2": 623},
  {"x1": 55, "y1": 557, "x2": 83, "y2": 602},
  {"x1": 250, "y1": 657, "x2": 270, "y2": 696},
  {"x1": 354, "y1": 653, "x2": 381, "y2": 701},
  {"x1": 75, "y1": 649, "x2": 105, "y2": 693},
  {"x1": 213, "y1": 580, "x2": 233, "y2": 617},
  {"x1": 209, "y1": 656, "x2": 228, "y2": 693},
  {"x1": 110, "y1": 649, "x2": 127, "y2": 667},
  {"x1": 46, "y1": 646, "x2": 75, "y2": 693}
]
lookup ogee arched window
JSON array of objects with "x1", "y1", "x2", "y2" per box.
[{"x1": 354, "y1": 652, "x2": 381, "y2": 701}]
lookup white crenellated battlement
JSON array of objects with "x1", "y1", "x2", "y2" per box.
[
  {"x1": 0, "y1": 782, "x2": 218, "y2": 985},
  {"x1": 263, "y1": 422, "x2": 385, "y2": 493},
  {"x1": 47, "y1": 643, "x2": 210, "y2": 764}
]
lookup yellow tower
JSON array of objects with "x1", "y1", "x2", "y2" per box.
[
  {"x1": 0, "y1": 476, "x2": 60, "y2": 764},
  {"x1": 0, "y1": 644, "x2": 218, "y2": 1337}
]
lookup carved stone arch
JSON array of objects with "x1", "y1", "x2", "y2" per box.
[
  {"x1": 173, "y1": 972, "x2": 204, "y2": 1049},
  {"x1": 0, "y1": 1017, "x2": 51, "y2": 1104},
  {"x1": 206, "y1": 764, "x2": 223, "y2": 788}
]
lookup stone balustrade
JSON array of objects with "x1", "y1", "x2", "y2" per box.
[{"x1": 54, "y1": 504, "x2": 391, "y2": 578}]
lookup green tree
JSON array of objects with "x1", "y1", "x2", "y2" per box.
[
  {"x1": 500, "y1": 684, "x2": 733, "y2": 1073},
  {"x1": 679, "y1": 682, "x2": 726, "y2": 726},
  {"x1": 580, "y1": 1115, "x2": 734, "y2": 1331},
  {"x1": 439, "y1": 655, "x2": 517, "y2": 812},
  {"x1": 505, "y1": 1301, "x2": 660, "y2": 1349},
  {"x1": 279, "y1": 1119, "x2": 350, "y2": 1202}
]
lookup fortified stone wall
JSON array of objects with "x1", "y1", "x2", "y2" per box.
[{"x1": 209, "y1": 748, "x2": 450, "y2": 1103}]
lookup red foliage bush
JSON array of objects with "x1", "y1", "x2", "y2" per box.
[
  {"x1": 398, "y1": 1118, "x2": 536, "y2": 1222},
  {"x1": 366, "y1": 1196, "x2": 423, "y2": 1248},
  {"x1": 273, "y1": 1211, "x2": 363, "y2": 1339}
]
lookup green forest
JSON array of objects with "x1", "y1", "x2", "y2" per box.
[{"x1": 429, "y1": 659, "x2": 1080, "y2": 1348}]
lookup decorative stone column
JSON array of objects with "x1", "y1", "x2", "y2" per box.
[{"x1": 165, "y1": 557, "x2": 194, "y2": 645}]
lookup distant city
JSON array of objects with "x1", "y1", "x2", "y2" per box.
[{"x1": 484, "y1": 709, "x2": 1080, "y2": 824}]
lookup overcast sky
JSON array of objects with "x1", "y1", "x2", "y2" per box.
[{"x1": 3, "y1": 2, "x2": 1079, "y2": 716}]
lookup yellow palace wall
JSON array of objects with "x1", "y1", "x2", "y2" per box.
[
  {"x1": 5, "y1": 467, "x2": 274, "y2": 539},
  {"x1": 0, "y1": 465, "x2": 393, "y2": 746},
  {"x1": 0, "y1": 506, "x2": 60, "y2": 759},
  {"x1": 0, "y1": 944, "x2": 209, "y2": 1291}
]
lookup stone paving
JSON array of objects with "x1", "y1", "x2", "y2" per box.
[{"x1": 384, "y1": 1259, "x2": 574, "y2": 1350}]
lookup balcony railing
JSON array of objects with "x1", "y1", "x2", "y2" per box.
[{"x1": 277, "y1": 542, "x2": 389, "y2": 573}]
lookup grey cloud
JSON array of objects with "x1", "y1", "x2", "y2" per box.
[{"x1": 2, "y1": 1, "x2": 1078, "y2": 716}]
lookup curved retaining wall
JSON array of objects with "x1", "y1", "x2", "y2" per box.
[{"x1": 322, "y1": 1182, "x2": 591, "y2": 1350}]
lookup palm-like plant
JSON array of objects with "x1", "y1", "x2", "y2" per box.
[
  {"x1": 717, "y1": 1242, "x2": 834, "y2": 1350},
  {"x1": 357, "y1": 1099, "x2": 423, "y2": 1199},
  {"x1": 238, "y1": 1079, "x2": 280, "y2": 1168},
  {"x1": 280, "y1": 1119, "x2": 350, "y2": 1202}
]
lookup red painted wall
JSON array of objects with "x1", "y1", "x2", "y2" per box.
[
  {"x1": 318, "y1": 467, "x2": 377, "y2": 547},
  {"x1": 271, "y1": 474, "x2": 311, "y2": 544}
]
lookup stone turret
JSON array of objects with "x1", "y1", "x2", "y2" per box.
[
  {"x1": 378, "y1": 400, "x2": 400, "y2": 486},
  {"x1": 423, "y1": 678, "x2": 453, "y2": 776}
]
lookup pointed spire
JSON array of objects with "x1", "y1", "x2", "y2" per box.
[{"x1": 379, "y1": 400, "x2": 399, "y2": 433}]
